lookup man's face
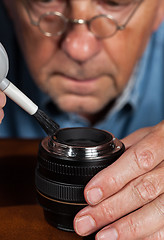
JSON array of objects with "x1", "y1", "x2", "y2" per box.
[{"x1": 3, "y1": 0, "x2": 164, "y2": 117}]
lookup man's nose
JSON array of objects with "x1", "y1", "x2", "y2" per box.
[{"x1": 61, "y1": 24, "x2": 101, "y2": 63}]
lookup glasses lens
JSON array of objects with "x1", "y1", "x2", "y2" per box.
[
  {"x1": 89, "y1": 15, "x2": 117, "y2": 38},
  {"x1": 38, "y1": 12, "x2": 66, "y2": 37}
]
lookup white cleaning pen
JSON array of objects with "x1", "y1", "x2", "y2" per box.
[{"x1": 0, "y1": 42, "x2": 59, "y2": 136}]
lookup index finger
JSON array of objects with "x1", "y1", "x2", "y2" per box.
[
  {"x1": 121, "y1": 126, "x2": 152, "y2": 149},
  {"x1": 0, "y1": 90, "x2": 6, "y2": 107},
  {"x1": 84, "y1": 123, "x2": 164, "y2": 205}
]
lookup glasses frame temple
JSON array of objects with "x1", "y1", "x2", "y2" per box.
[{"x1": 118, "y1": 0, "x2": 144, "y2": 30}]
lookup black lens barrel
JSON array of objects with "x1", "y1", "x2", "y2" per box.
[{"x1": 35, "y1": 127, "x2": 124, "y2": 231}]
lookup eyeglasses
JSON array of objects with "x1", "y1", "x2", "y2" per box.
[{"x1": 24, "y1": 0, "x2": 144, "y2": 39}]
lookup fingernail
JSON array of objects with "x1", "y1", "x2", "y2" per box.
[
  {"x1": 87, "y1": 188, "x2": 103, "y2": 205},
  {"x1": 97, "y1": 227, "x2": 118, "y2": 240},
  {"x1": 75, "y1": 215, "x2": 96, "y2": 236}
]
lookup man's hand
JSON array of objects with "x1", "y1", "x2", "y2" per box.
[
  {"x1": 74, "y1": 122, "x2": 164, "y2": 239},
  {"x1": 0, "y1": 91, "x2": 6, "y2": 123}
]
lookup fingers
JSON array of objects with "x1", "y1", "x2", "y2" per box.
[
  {"x1": 0, "y1": 91, "x2": 6, "y2": 123},
  {"x1": 83, "y1": 123, "x2": 164, "y2": 206},
  {"x1": 144, "y1": 227, "x2": 164, "y2": 239},
  {"x1": 74, "y1": 122, "x2": 164, "y2": 239},
  {"x1": 0, "y1": 109, "x2": 4, "y2": 123},
  {"x1": 0, "y1": 90, "x2": 6, "y2": 107},
  {"x1": 121, "y1": 126, "x2": 152, "y2": 149},
  {"x1": 95, "y1": 193, "x2": 164, "y2": 240},
  {"x1": 74, "y1": 165, "x2": 164, "y2": 236}
]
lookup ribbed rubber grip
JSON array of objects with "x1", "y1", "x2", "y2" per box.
[
  {"x1": 39, "y1": 154, "x2": 106, "y2": 177},
  {"x1": 35, "y1": 169, "x2": 85, "y2": 202}
]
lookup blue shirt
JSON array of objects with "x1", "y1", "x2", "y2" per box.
[{"x1": 0, "y1": 1, "x2": 164, "y2": 139}]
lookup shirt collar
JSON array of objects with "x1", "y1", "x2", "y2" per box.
[{"x1": 108, "y1": 36, "x2": 154, "y2": 116}]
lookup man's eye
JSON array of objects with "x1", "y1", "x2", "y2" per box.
[
  {"x1": 31, "y1": 0, "x2": 58, "y2": 3},
  {"x1": 103, "y1": 0, "x2": 120, "y2": 6},
  {"x1": 29, "y1": 0, "x2": 62, "y2": 7},
  {"x1": 33, "y1": 0, "x2": 54, "y2": 2},
  {"x1": 101, "y1": 0, "x2": 132, "y2": 6}
]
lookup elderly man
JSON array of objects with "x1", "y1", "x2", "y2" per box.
[{"x1": 0, "y1": 0, "x2": 164, "y2": 239}]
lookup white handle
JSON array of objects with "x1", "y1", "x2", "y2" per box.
[
  {"x1": 0, "y1": 43, "x2": 9, "y2": 83},
  {"x1": 3, "y1": 81, "x2": 38, "y2": 115}
]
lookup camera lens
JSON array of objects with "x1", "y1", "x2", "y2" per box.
[{"x1": 35, "y1": 127, "x2": 124, "y2": 232}]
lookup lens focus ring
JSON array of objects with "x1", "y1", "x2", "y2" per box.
[{"x1": 36, "y1": 169, "x2": 86, "y2": 202}]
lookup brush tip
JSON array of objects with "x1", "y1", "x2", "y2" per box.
[{"x1": 33, "y1": 109, "x2": 60, "y2": 136}]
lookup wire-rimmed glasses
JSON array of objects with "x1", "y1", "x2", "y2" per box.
[{"x1": 24, "y1": 0, "x2": 144, "y2": 38}]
